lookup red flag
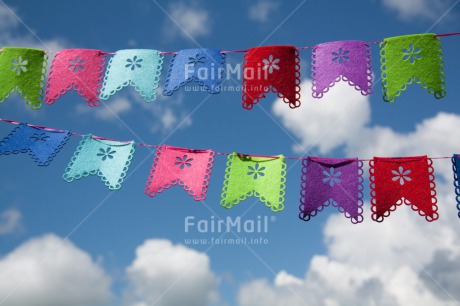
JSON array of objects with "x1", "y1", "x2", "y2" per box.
[
  {"x1": 370, "y1": 156, "x2": 438, "y2": 222},
  {"x1": 242, "y1": 46, "x2": 300, "y2": 110}
]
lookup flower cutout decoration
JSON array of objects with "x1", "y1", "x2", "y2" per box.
[
  {"x1": 68, "y1": 56, "x2": 86, "y2": 72},
  {"x1": 391, "y1": 166, "x2": 412, "y2": 185},
  {"x1": 30, "y1": 133, "x2": 50, "y2": 142},
  {"x1": 247, "y1": 163, "x2": 266, "y2": 180},
  {"x1": 262, "y1": 55, "x2": 280, "y2": 74},
  {"x1": 331, "y1": 48, "x2": 350, "y2": 65},
  {"x1": 175, "y1": 155, "x2": 193, "y2": 169},
  {"x1": 11, "y1": 56, "x2": 28, "y2": 75},
  {"x1": 324, "y1": 198, "x2": 338, "y2": 207},
  {"x1": 188, "y1": 54, "x2": 205, "y2": 66},
  {"x1": 125, "y1": 56, "x2": 143, "y2": 71},
  {"x1": 97, "y1": 147, "x2": 116, "y2": 161},
  {"x1": 322, "y1": 167, "x2": 342, "y2": 187},
  {"x1": 402, "y1": 44, "x2": 421, "y2": 64}
]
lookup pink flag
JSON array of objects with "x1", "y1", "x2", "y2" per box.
[
  {"x1": 45, "y1": 49, "x2": 106, "y2": 107},
  {"x1": 145, "y1": 145, "x2": 215, "y2": 201}
]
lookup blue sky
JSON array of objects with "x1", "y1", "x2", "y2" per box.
[{"x1": 0, "y1": 0, "x2": 460, "y2": 305}]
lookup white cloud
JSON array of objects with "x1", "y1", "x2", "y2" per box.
[
  {"x1": 273, "y1": 79, "x2": 371, "y2": 155},
  {"x1": 76, "y1": 96, "x2": 132, "y2": 121},
  {"x1": 274, "y1": 270, "x2": 303, "y2": 287},
  {"x1": 74, "y1": 89, "x2": 192, "y2": 134},
  {"x1": 100, "y1": 97, "x2": 133, "y2": 119},
  {"x1": 127, "y1": 39, "x2": 138, "y2": 47},
  {"x1": 133, "y1": 89, "x2": 193, "y2": 134},
  {"x1": 0, "y1": 5, "x2": 67, "y2": 50},
  {"x1": 0, "y1": 208, "x2": 22, "y2": 235},
  {"x1": 160, "y1": 108, "x2": 180, "y2": 130},
  {"x1": 273, "y1": 79, "x2": 460, "y2": 181},
  {"x1": 238, "y1": 201, "x2": 460, "y2": 306},
  {"x1": 237, "y1": 78, "x2": 460, "y2": 305},
  {"x1": 123, "y1": 239, "x2": 218, "y2": 306},
  {"x1": 0, "y1": 234, "x2": 112, "y2": 306},
  {"x1": 248, "y1": 0, "x2": 280, "y2": 23},
  {"x1": 164, "y1": 2, "x2": 211, "y2": 40},
  {"x1": 0, "y1": 4, "x2": 19, "y2": 31},
  {"x1": 381, "y1": 0, "x2": 456, "y2": 21}
]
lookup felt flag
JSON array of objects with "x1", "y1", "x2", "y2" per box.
[
  {"x1": 63, "y1": 135, "x2": 135, "y2": 190},
  {"x1": 451, "y1": 154, "x2": 460, "y2": 218},
  {"x1": 45, "y1": 49, "x2": 106, "y2": 107},
  {"x1": 369, "y1": 156, "x2": 438, "y2": 222},
  {"x1": 312, "y1": 40, "x2": 373, "y2": 98},
  {"x1": 380, "y1": 33, "x2": 446, "y2": 102},
  {"x1": 242, "y1": 45, "x2": 300, "y2": 110},
  {"x1": 299, "y1": 157, "x2": 364, "y2": 223},
  {"x1": 144, "y1": 145, "x2": 215, "y2": 201},
  {"x1": 0, "y1": 47, "x2": 47, "y2": 109},
  {"x1": 100, "y1": 49, "x2": 163, "y2": 102},
  {"x1": 0, "y1": 123, "x2": 71, "y2": 166},
  {"x1": 163, "y1": 48, "x2": 225, "y2": 96},
  {"x1": 221, "y1": 153, "x2": 286, "y2": 212}
]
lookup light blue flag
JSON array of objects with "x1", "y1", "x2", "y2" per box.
[
  {"x1": 100, "y1": 49, "x2": 163, "y2": 102},
  {"x1": 63, "y1": 135, "x2": 135, "y2": 190}
]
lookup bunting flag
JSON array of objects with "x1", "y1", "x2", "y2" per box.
[
  {"x1": 144, "y1": 145, "x2": 215, "y2": 201},
  {"x1": 312, "y1": 40, "x2": 373, "y2": 98},
  {"x1": 380, "y1": 33, "x2": 446, "y2": 102},
  {"x1": 63, "y1": 135, "x2": 135, "y2": 190},
  {"x1": 100, "y1": 49, "x2": 163, "y2": 102},
  {"x1": 163, "y1": 48, "x2": 225, "y2": 96},
  {"x1": 0, "y1": 123, "x2": 70, "y2": 166},
  {"x1": 2, "y1": 117, "x2": 460, "y2": 220},
  {"x1": 0, "y1": 31, "x2": 456, "y2": 110},
  {"x1": 451, "y1": 154, "x2": 460, "y2": 218},
  {"x1": 299, "y1": 157, "x2": 364, "y2": 223},
  {"x1": 45, "y1": 49, "x2": 106, "y2": 107},
  {"x1": 221, "y1": 153, "x2": 286, "y2": 212},
  {"x1": 242, "y1": 45, "x2": 301, "y2": 110},
  {"x1": 369, "y1": 156, "x2": 438, "y2": 222},
  {"x1": 0, "y1": 47, "x2": 47, "y2": 109}
]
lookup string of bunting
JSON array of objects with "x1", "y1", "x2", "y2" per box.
[
  {"x1": 0, "y1": 32, "x2": 458, "y2": 110},
  {"x1": 0, "y1": 118, "x2": 458, "y2": 224}
]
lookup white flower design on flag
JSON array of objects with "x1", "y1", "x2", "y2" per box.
[
  {"x1": 262, "y1": 55, "x2": 280, "y2": 74},
  {"x1": 391, "y1": 166, "x2": 412, "y2": 185}
]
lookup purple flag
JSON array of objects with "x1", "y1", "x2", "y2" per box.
[
  {"x1": 299, "y1": 157, "x2": 364, "y2": 223},
  {"x1": 311, "y1": 40, "x2": 373, "y2": 98}
]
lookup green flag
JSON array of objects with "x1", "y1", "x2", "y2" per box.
[
  {"x1": 0, "y1": 47, "x2": 47, "y2": 109},
  {"x1": 380, "y1": 33, "x2": 446, "y2": 102},
  {"x1": 221, "y1": 153, "x2": 286, "y2": 212}
]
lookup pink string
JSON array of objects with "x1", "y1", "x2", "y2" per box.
[
  {"x1": 436, "y1": 32, "x2": 460, "y2": 38},
  {"x1": 91, "y1": 135, "x2": 130, "y2": 143},
  {"x1": 159, "y1": 51, "x2": 178, "y2": 55},
  {"x1": 299, "y1": 46, "x2": 315, "y2": 50},
  {"x1": 0, "y1": 118, "x2": 454, "y2": 162},
  {"x1": 221, "y1": 49, "x2": 249, "y2": 54},
  {"x1": 0, "y1": 31, "x2": 457, "y2": 55}
]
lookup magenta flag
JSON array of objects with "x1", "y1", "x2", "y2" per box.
[
  {"x1": 45, "y1": 49, "x2": 106, "y2": 106},
  {"x1": 145, "y1": 145, "x2": 215, "y2": 201}
]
